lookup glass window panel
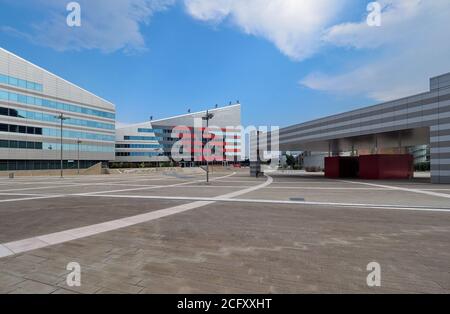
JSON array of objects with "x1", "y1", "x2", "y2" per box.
[
  {"x1": 8, "y1": 77, "x2": 18, "y2": 86},
  {"x1": 8, "y1": 92, "x2": 18, "y2": 102},
  {"x1": 0, "y1": 74, "x2": 8, "y2": 84},
  {"x1": 26, "y1": 96, "x2": 35, "y2": 105},
  {"x1": 0, "y1": 90, "x2": 8, "y2": 100},
  {"x1": 18, "y1": 94, "x2": 27, "y2": 103},
  {"x1": 18, "y1": 79, "x2": 27, "y2": 88}
]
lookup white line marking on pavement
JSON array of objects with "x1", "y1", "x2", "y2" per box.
[
  {"x1": 0, "y1": 173, "x2": 237, "y2": 204},
  {"x1": 0, "y1": 172, "x2": 270, "y2": 258},
  {"x1": 0, "y1": 194, "x2": 67, "y2": 203},
  {"x1": 262, "y1": 187, "x2": 390, "y2": 190},
  {"x1": 0, "y1": 244, "x2": 14, "y2": 258},
  {"x1": 0, "y1": 176, "x2": 184, "y2": 192},
  {"x1": 82, "y1": 194, "x2": 450, "y2": 213},
  {"x1": 0, "y1": 193, "x2": 58, "y2": 196},
  {"x1": 0, "y1": 183, "x2": 101, "y2": 193},
  {"x1": 76, "y1": 173, "x2": 237, "y2": 195},
  {"x1": 340, "y1": 180, "x2": 450, "y2": 199}
]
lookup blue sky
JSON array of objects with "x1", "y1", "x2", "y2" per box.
[{"x1": 1, "y1": 0, "x2": 449, "y2": 127}]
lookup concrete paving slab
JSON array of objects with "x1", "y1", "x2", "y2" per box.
[{"x1": 0, "y1": 171, "x2": 449, "y2": 294}]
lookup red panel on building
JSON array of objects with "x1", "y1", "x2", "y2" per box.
[
  {"x1": 359, "y1": 154, "x2": 413, "y2": 180},
  {"x1": 325, "y1": 156, "x2": 359, "y2": 178},
  {"x1": 325, "y1": 157, "x2": 340, "y2": 178}
]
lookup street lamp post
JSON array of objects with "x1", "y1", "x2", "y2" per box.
[
  {"x1": 77, "y1": 139, "x2": 82, "y2": 175},
  {"x1": 54, "y1": 113, "x2": 70, "y2": 178},
  {"x1": 202, "y1": 110, "x2": 215, "y2": 183}
]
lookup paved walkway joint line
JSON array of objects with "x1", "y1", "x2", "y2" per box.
[{"x1": 0, "y1": 174, "x2": 272, "y2": 259}]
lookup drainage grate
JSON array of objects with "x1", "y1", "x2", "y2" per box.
[{"x1": 289, "y1": 197, "x2": 305, "y2": 202}]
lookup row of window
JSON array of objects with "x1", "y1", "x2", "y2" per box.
[
  {"x1": 137, "y1": 128, "x2": 164, "y2": 134},
  {"x1": 0, "y1": 138, "x2": 114, "y2": 153},
  {"x1": 0, "y1": 160, "x2": 100, "y2": 171},
  {"x1": 0, "y1": 89, "x2": 115, "y2": 120},
  {"x1": 43, "y1": 143, "x2": 114, "y2": 153},
  {"x1": 0, "y1": 139, "x2": 43, "y2": 150},
  {"x1": 0, "y1": 106, "x2": 114, "y2": 130},
  {"x1": 116, "y1": 143, "x2": 163, "y2": 149},
  {"x1": 116, "y1": 152, "x2": 163, "y2": 157},
  {"x1": 0, "y1": 73, "x2": 43, "y2": 92},
  {"x1": 0, "y1": 122, "x2": 114, "y2": 142},
  {"x1": 0, "y1": 123, "x2": 42, "y2": 135},
  {"x1": 123, "y1": 136, "x2": 163, "y2": 141},
  {"x1": 42, "y1": 128, "x2": 115, "y2": 142},
  {"x1": 124, "y1": 134, "x2": 240, "y2": 143}
]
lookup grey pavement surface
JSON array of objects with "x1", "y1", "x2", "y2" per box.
[{"x1": 0, "y1": 170, "x2": 449, "y2": 293}]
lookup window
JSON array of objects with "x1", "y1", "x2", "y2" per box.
[
  {"x1": 0, "y1": 90, "x2": 8, "y2": 100},
  {"x1": 0, "y1": 124, "x2": 7, "y2": 132},
  {"x1": 0, "y1": 73, "x2": 42, "y2": 92},
  {"x1": 18, "y1": 79, "x2": 27, "y2": 89},
  {"x1": 32, "y1": 109, "x2": 115, "y2": 130},
  {"x1": 0, "y1": 140, "x2": 8, "y2": 148},
  {"x1": 124, "y1": 136, "x2": 163, "y2": 141},
  {"x1": 8, "y1": 77, "x2": 18, "y2": 86},
  {"x1": 0, "y1": 88, "x2": 115, "y2": 120},
  {"x1": 8, "y1": 108, "x2": 18, "y2": 117},
  {"x1": 0, "y1": 74, "x2": 8, "y2": 84}
]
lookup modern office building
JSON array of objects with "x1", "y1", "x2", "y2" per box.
[
  {"x1": 0, "y1": 48, "x2": 116, "y2": 171},
  {"x1": 278, "y1": 72, "x2": 450, "y2": 183},
  {"x1": 115, "y1": 104, "x2": 241, "y2": 166}
]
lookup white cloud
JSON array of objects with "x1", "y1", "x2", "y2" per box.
[
  {"x1": 4, "y1": 0, "x2": 175, "y2": 53},
  {"x1": 301, "y1": 0, "x2": 450, "y2": 101},
  {"x1": 184, "y1": 0, "x2": 349, "y2": 61}
]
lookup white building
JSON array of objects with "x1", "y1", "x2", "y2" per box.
[
  {"x1": 115, "y1": 104, "x2": 241, "y2": 166},
  {"x1": 0, "y1": 48, "x2": 116, "y2": 171}
]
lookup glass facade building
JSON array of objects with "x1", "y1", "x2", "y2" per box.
[
  {"x1": 115, "y1": 105, "x2": 241, "y2": 166},
  {"x1": 0, "y1": 48, "x2": 116, "y2": 172}
]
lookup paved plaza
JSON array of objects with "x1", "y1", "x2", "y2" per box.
[{"x1": 0, "y1": 169, "x2": 449, "y2": 294}]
